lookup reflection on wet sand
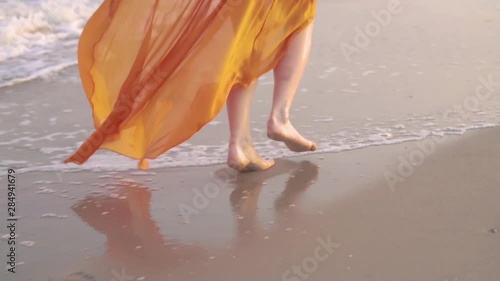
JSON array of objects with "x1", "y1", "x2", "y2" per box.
[
  {"x1": 229, "y1": 160, "x2": 319, "y2": 244},
  {"x1": 70, "y1": 160, "x2": 319, "y2": 281}
]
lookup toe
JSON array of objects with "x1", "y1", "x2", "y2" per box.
[
  {"x1": 310, "y1": 142, "x2": 317, "y2": 151},
  {"x1": 264, "y1": 159, "x2": 276, "y2": 169}
]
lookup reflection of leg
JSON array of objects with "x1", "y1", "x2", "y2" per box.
[
  {"x1": 275, "y1": 161, "x2": 319, "y2": 212},
  {"x1": 268, "y1": 22, "x2": 317, "y2": 152},
  {"x1": 229, "y1": 160, "x2": 300, "y2": 243},
  {"x1": 125, "y1": 186, "x2": 152, "y2": 221},
  {"x1": 229, "y1": 159, "x2": 301, "y2": 214},
  {"x1": 122, "y1": 185, "x2": 159, "y2": 240},
  {"x1": 230, "y1": 182, "x2": 262, "y2": 236},
  {"x1": 227, "y1": 83, "x2": 275, "y2": 172}
]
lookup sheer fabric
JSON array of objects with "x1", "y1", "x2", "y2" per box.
[{"x1": 65, "y1": 0, "x2": 316, "y2": 169}]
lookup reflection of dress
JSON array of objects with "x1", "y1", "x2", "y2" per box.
[
  {"x1": 71, "y1": 184, "x2": 205, "y2": 267},
  {"x1": 64, "y1": 0, "x2": 316, "y2": 169}
]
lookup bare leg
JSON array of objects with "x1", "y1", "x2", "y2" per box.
[
  {"x1": 227, "y1": 82, "x2": 275, "y2": 172},
  {"x1": 268, "y1": 21, "x2": 317, "y2": 152}
]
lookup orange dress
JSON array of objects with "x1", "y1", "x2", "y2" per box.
[{"x1": 64, "y1": 0, "x2": 316, "y2": 169}]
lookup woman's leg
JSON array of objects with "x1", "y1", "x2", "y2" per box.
[
  {"x1": 268, "y1": 21, "x2": 317, "y2": 152},
  {"x1": 227, "y1": 83, "x2": 275, "y2": 172}
]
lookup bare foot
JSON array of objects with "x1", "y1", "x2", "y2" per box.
[
  {"x1": 267, "y1": 118, "x2": 317, "y2": 152},
  {"x1": 227, "y1": 140, "x2": 275, "y2": 172}
]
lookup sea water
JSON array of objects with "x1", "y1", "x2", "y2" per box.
[{"x1": 0, "y1": 0, "x2": 99, "y2": 87}]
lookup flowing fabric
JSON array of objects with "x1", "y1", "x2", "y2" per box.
[{"x1": 64, "y1": 0, "x2": 316, "y2": 169}]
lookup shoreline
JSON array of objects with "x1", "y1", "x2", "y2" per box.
[
  {"x1": 1, "y1": 127, "x2": 499, "y2": 281},
  {"x1": 1, "y1": 0, "x2": 500, "y2": 279}
]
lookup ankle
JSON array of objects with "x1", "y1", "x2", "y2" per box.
[
  {"x1": 269, "y1": 113, "x2": 290, "y2": 127},
  {"x1": 229, "y1": 135, "x2": 252, "y2": 147}
]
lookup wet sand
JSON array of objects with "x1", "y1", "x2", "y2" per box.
[
  {"x1": 2, "y1": 0, "x2": 500, "y2": 170},
  {"x1": 1, "y1": 0, "x2": 500, "y2": 280},
  {"x1": 1, "y1": 128, "x2": 500, "y2": 281}
]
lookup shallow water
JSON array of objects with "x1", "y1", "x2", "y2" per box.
[
  {"x1": 0, "y1": 0, "x2": 99, "y2": 87},
  {"x1": 1, "y1": 67, "x2": 500, "y2": 174},
  {"x1": 1, "y1": 1, "x2": 500, "y2": 280}
]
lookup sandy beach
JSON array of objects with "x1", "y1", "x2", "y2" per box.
[
  {"x1": 1, "y1": 129, "x2": 500, "y2": 281},
  {"x1": 1, "y1": 0, "x2": 500, "y2": 280}
]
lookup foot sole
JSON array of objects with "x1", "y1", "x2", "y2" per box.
[
  {"x1": 227, "y1": 160, "x2": 275, "y2": 172},
  {"x1": 267, "y1": 132, "x2": 317, "y2": 152}
]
